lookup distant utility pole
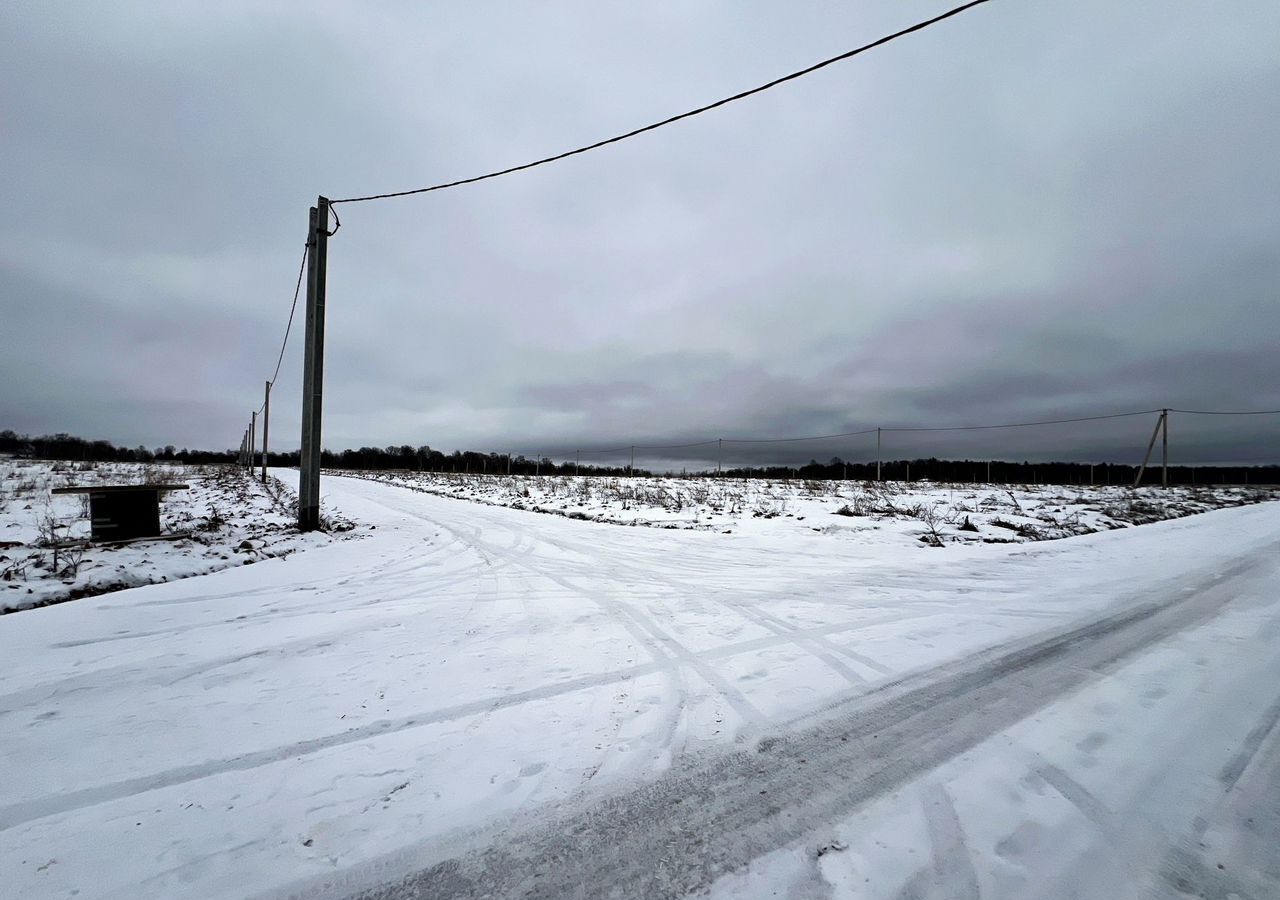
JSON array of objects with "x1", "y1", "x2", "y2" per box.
[
  {"x1": 575, "y1": 450, "x2": 580, "y2": 477},
  {"x1": 249, "y1": 411, "x2": 256, "y2": 473},
  {"x1": 1162, "y1": 407, "x2": 1169, "y2": 488},
  {"x1": 876, "y1": 428, "x2": 882, "y2": 482},
  {"x1": 1132, "y1": 409, "x2": 1167, "y2": 489},
  {"x1": 717, "y1": 438, "x2": 722, "y2": 478},
  {"x1": 630, "y1": 445, "x2": 635, "y2": 477},
  {"x1": 298, "y1": 198, "x2": 330, "y2": 531},
  {"x1": 261, "y1": 380, "x2": 270, "y2": 483}
]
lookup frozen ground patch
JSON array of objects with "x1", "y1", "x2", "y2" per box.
[
  {"x1": 0, "y1": 459, "x2": 355, "y2": 613},
  {"x1": 334, "y1": 469, "x2": 1277, "y2": 546}
]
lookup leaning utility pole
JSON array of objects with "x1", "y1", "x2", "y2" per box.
[
  {"x1": 261, "y1": 380, "x2": 270, "y2": 483},
  {"x1": 1161, "y1": 407, "x2": 1169, "y2": 488},
  {"x1": 298, "y1": 198, "x2": 330, "y2": 531},
  {"x1": 1132, "y1": 410, "x2": 1166, "y2": 488}
]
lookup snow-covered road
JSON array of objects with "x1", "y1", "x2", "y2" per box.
[{"x1": 2, "y1": 474, "x2": 1278, "y2": 899}]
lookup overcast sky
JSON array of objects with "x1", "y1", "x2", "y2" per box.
[{"x1": 3, "y1": 1, "x2": 1278, "y2": 468}]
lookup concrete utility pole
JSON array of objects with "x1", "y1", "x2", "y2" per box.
[
  {"x1": 299, "y1": 198, "x2": 330, "y2": 531},
  {"x1": 876, "y1": 428, "x2": 882, "y2": 482},
  {"x1": 261, "y1": 381, "x2": 270, "y2": 483},
  {"x1": 630, "y1": 445, "x2": 635, "y2": 477},
  {"x1": 717, "y1": 438, "x2": 722, "y2": 478},
  {"x1": 1132, "y1": 410, "x2": 1166, "y2": 489},
  {"x1": 249, "y1": 411, "x2": 256, "y2": 473},
  {"x1": 1161, "y1": 407, "x2": 1169, "y2": 488}
]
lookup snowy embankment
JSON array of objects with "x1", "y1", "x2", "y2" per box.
[
  {"x1": 336, "y1": 468, "x2": 1276, "y2": 545},
  {"x1": 0, "y1": 459, "x2": 353, "y2": 613},
  {"x1": 1, "y1": 472, "x2": 1278, "y2": 899}
]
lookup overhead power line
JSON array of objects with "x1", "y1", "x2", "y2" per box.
[
  {"x1": 253, "y1": 243, "x2": 308, "y2": 416},
  {"x1": 728, "y1": 428, "x2": 879, "y2": 445},
  {"x1": 1168, "y1": 407, "x2": 1280, "y2": 416},
  {"x1": 256, "y1": 242, "x2": 310, "y2": 412},
  {"x1": 270, "y1": 243, "x2": 310, "y2": 387},
  {"x1": 556, "y1": 439, "x2": 721, "y2": 457},
  {"x1": 884, "y1": 409, "x2": 1165, "y2": 432},
  {"x1": 452, "y1": 406, "x2": 1280, "y2": 462},
  {"x1": 522, "y1": 410, "x2": 1171, "y2": 459},
  {"x1": 635, "y1": 439, "x2": 723, "y2": 451},
  {"x1": 330, "y1": 0, "x2": 992, "y2": 205}
]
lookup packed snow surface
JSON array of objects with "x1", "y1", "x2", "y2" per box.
[{"x1": 2, "y1": 471, "x2": 1278, "y2": 899}]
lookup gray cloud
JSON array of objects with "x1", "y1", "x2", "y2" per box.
[{"x1": 2, "y1": 1, "x2": 1277, "y2": 467}]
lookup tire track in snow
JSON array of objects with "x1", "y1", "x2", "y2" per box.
[
  {"x1": 608, "y1": 601, "x2": 765, "y2": 731},
  {"x1": 445, "y1": 530, "x2": 703, "y2": 764},
  {"x1": 38, "y1": 535, "x2": 522, "y2": 653},
  {"x1": 900, "y1": 783, "x2": 979, "y2": 900},
  {"x1": 365, "y1": 490, "x2": 712, "y2": 757},
  {"x1": 730, "y1": 601, "x2": 882, "y2": 682},
  {"x1": 330, "y1": 482, "x2": 709, "y2": 774},
  {"x1": 0, "y1": 611, "x2": 946, "y2": 832},
  {"x1": 464, "y1": 531, "x2": 768, "y2": 735},
  {"x1": 335, "y1": 552, "x2": 1270, "y2": 900},
  {"x1": 4, "y1": 538, "x2": 540, "y2": 709},
  {"x1": 107, "y1": 526, "x2": 471, "y2": 611},
  {"x1": 1218, "y1": 690, "x2": 1280, "y2": 791},
  {"x1": 2, "y1": 619, "x2": 409, "y2": 710},
  {"x1": 0, "y1": 660, "x2": 670, "y2": 832},
  {"x1": 1150, "y1": 688, "x2": 1280, "y2": 898},
  {"x1": 539, "y1": 530, "x2": 885, "y2": 692},
  {"x1": 1034, "y1": 760, "x2": 1115, "y2": 832}
]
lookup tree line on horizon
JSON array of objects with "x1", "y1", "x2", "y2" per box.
[{"x1": 2, "y1": 430, "x2": 1274, "y2": 486}]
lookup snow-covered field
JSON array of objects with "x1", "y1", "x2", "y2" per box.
[
  {"x1": 2, "y1": 471, "x2": 1278, "y2": 899},
  {"x1": 0, "y1": 459, "x2": 351, "y2": 613},
  {"x1": 338, "y1": 468, "x2": 1277, "y2": 544}
]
